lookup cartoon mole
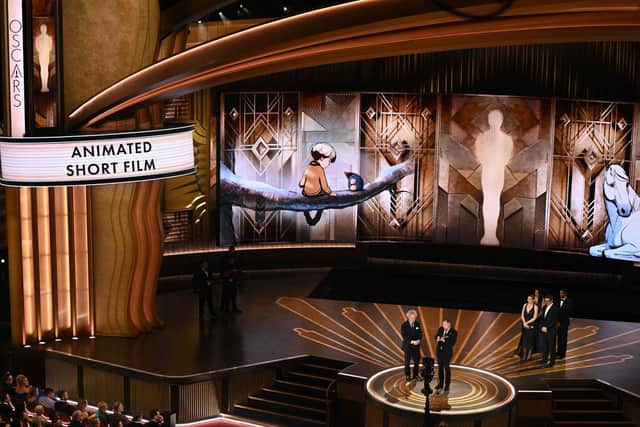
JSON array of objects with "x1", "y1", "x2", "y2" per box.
[
  {"x1": 345, "y1": 172, "x2": 364, "y2": 191},
  {"x1": 299, "y1": 143, "x2": 336, "y2": 226}
]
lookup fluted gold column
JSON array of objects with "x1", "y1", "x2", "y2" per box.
[
  {"x1": 18, "y1": 188, "x2": 37, "y2": 343},
  {"x1": 71, "y1": 187, "x2": 92, "y2": 336},
  {"x1": 53, "y1": 187, "x2": 72, "y2": 335},
  {"x1": 35, "y1": 188, "x2": 54, "y2": 340}
]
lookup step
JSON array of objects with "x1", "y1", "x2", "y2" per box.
[
  {"x1": 260, "y1": 387, "x2": 327, "y2": 409},
  {"x1": 300, "y1": 362, "x2": 343, "y2": 377},
  {"x1": 545, "y1": 378, "x2": 600, "y2": 388},
  {"x1": 247, "y1": 395, "x2": 326, "y2": 421},
  {"x1": 306, "y1": 356, "x2": 352, "y2": 371},
  {"x1": 554, "y1": 398, "x2": 618, "y2": 410},
  {"x1": 552, "y1": 421, "x2": 635, "y2": 427},
  {"x1": 553, "y1": 409, "x2": 627, "y2": 421},
  {"x1": 551, "y1": 387, "x2": 607, "y2": 399},
  {"x1": 233, "y1": 403, "x2": 325, "y2": 427},
  {"x1": 286, "y1": 371, "x2": 335, "y2": 387},
  {"x1": 273, "y1": 379, "x2": 327, "y2": 398}
]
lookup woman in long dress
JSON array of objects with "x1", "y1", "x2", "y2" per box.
[{"x1": 520, "y1": 294, "x2": 539, "y2": 361}]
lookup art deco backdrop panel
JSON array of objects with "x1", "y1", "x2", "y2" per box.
[
  {"x1": 220, "y1": 92, "x2": 359, "y2": 245},
  {"x1": 358, "y1": 93, "x2": 436, "y2": 241},
  {"x1": 221, "y1": 93, "x2": 299, "y2": 245},
  {"x1": 436, "y1": 95, "x2": 552, "y2": 248},
  {"x1": 549, "y1": 100, "x2": 634, "y2": 251}
]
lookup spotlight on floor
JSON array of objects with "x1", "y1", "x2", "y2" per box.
[
  {"x1": 55, "y1": 338, "x2": 62, "y2": 342},
  {"x1": 39, "y1": 341, "x2": 45, "y2": 345},
  {"x1": 72, "y1": 336, "x2": 79, "y2": 341}
]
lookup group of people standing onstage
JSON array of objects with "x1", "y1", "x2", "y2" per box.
[
  {"x1": 401, "y1": 311, "x2": 458, "y2": 393},
  {"x1": 516, "y1": 288, "x2": 574, "y2": 368},
  {"x1": 192, "y1": 246, "x2": 243, "y2": 321}
]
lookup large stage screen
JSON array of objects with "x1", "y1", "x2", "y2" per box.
[{"x1": 219, "y1": 92, "x2": 638, "y2": 261}]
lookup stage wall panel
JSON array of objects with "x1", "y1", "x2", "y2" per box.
[
  {"x1": 130, "y1": 378, "x2": 172, "y2": 420},
  {"x1": 44, "y1": 358, "x2": 79, "y2": 398},
  {"x1": 177, "y1": 380, "x2": 219, "y2": 422},
  {"x1": 83, "y1": 367, "x2": 124, "y2": 408}
]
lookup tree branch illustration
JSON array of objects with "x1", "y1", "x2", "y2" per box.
[{"x1": 220, "y1": 160, "x2": 415, "y2": 211}]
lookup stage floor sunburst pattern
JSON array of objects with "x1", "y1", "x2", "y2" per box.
[{"x1": 277, "y1": 297, "x2": 640, "y2": 391}]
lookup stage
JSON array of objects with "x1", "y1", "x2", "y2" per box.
[{"x1": 15, "y1": 269, "x2": 640, "y2": 424}]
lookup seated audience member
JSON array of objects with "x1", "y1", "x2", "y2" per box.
[
  {"x1": 30, "y1": 405, "x2": 48, "y2": 427},
  {"x1": 51, "y1": 419, "x2": 63, "y2": 427},
  {"x1": 74, "y1": 401, "x2": 89, "y2": 422},
  {"x1": 12, "y1": 411, "x2": 30, "y2": 427},
  {"x1": 93, "y1": 402, "x2": 109, "y2": 427},
  {"x1": 69, "y1": 411, "x2": 86, "y2": 427},
  {"x1": 126, "y1": 415, "x2": 144, "y2": 427},
  {"x1": 53, "y1": 392, "x2": 73, "y2": 416},
  {"x1": 0, "y1": 374, "x2": 13, "y2": 398},
  {"x1": 0, "y1": 394, "x2": 16, "y2": 423},
  {"x1": 147, "y1": 410, "x2": 163, "y2": 427},
  {"x1": 11, "y1": 377, "x2": 29, "y2": 405},
  {"x1": 37, "y1": 389, "x2": 55, "y2": 416},
  {"x1": 24, "y1": 388, "x2": 39, "y2": 413},
  {"x1": 86, "y1": 416, "x2": 99, "y2": 427},
  {"x1": 108, "y1": 402, "x2": 127, "y2": 427}
]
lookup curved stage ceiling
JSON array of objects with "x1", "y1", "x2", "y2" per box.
[{"x1": 69, "y1": 0, "x2": 640, "y2": 128}]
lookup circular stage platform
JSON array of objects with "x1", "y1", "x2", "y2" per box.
[{"x1": 365, "y1": 364, "x2": 516, "y2": 426}]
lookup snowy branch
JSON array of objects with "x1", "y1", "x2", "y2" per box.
[{"x1": 220, "y1": 160, "x2": 415, "y2": 211}]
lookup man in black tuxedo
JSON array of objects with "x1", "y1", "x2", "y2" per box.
[
  {"x1": 192, "y1": 259, "x2": 216, "y2": 320},
  {"x1": 435, "y1": 319, "x2": 457, "y2": 392},
  {"x1": 220, "y1": 246, "x2": 242, "y2": 314},
  {"x1": 557, "y1": 288, "x2": 574, "y2": 359},
  {"x1": 401, "y1": 309, "x2": 422, "y2": 381},
  {"x1": 539, "y1": 294, "x2": 559, "y2": 367}
]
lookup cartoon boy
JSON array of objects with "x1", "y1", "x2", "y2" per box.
[{"x1": 299, "y1": 143, "x2": 336, "y2": 225}]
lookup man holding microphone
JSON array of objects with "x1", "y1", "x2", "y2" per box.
[{"x1": 435, "y1": 319, "x2": 457, "y2": 392}]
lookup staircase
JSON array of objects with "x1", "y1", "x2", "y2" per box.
[
  {"x1": 232, "y1": 356, "x2": 351, "y2": 427},
  {"x1": 547, "y1": 379, "x2": 636, "y2": 427}
]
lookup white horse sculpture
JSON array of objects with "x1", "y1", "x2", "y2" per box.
[{"x1": 589, "y1": 164, "x2": 640, "y2": 261}]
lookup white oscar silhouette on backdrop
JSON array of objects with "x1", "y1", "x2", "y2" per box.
[
  {"x1": 589, "y1": 164, "x2": 640, "y2": 261},
  {"x1": 34, "y1": 24, "x2": 53, "y2": 93},
  {"x1": 474, "y1": 109, "x2": 514, "y2": 246}
]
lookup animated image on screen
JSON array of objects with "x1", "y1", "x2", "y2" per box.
[
  {"x1": 219, "y1": 92, "x2": 637, "y2": 261},
  {"x1": 589, "y1": 164, "x2": 640, "y2": 261},
  {"x1": 437, "y1": 95, "x2": 552, "y2": 248},
  {"x1": 220, "y1": 93, "x2": 415, "y2": 246}
]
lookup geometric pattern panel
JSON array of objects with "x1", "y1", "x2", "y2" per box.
[
  {"x1": 435, "y1": 95, "x2": 552, "y2": 248},
  {"x1": 222, "y1": 93, "x2": 300, "y2": 244},
  {"x1": 549, "y1": 101, "x2": 634, "y2": 250},
  {"x1": 358, "y1": 93, "x2": 437, "y2": 240}
]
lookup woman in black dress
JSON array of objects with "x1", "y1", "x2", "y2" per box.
[{"x1": 520, "y1": 294, "x2": 539, "y2": 361}]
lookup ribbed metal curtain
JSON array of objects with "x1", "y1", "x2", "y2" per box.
[{"x1": 223, "y1": 42, "x2": 640, "y2": 102}]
